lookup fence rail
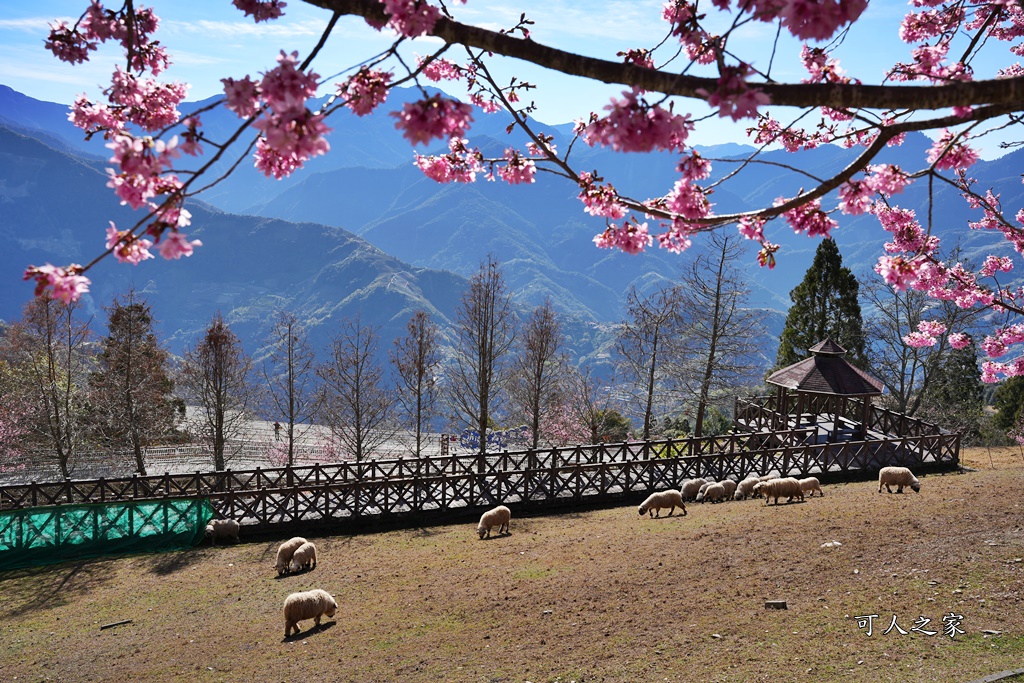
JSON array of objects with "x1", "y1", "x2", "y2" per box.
[{"x1": 0, "y1": 424, "x2": 959, "y2": 532}]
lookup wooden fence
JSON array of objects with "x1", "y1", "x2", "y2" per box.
[{"x1": 0, "y1": 419, "x2": 959, "y2": 534}]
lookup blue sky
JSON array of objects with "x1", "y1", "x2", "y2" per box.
[{"x1": 0, "y1": 1, "x2": 1017, "y2": 156}]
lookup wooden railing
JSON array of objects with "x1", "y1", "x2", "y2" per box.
[{"x1": 0, "y1": 425, "x2": 959, "y2": 532}]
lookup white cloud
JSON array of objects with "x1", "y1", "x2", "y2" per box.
[
  {"x1": 164, "y1": 18, "x2": 327, "y2": 39},
  {"x1": 0, "y1": 16, "x2": 71, "y2": 32}
]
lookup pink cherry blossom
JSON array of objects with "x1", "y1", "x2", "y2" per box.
[
  {"x1": 584, "y1": 88, "x2": 693, "y2": 153},
  {"x1": 418, "y1": 56, "x2": 463, "y2": 82},
  {"x1": 232, "y1": 0, "x2": 287, "y2": 22},
  {"x1": 157, "y1": 231, "x2": 203, "y2": 260},
  {"x1": 391, "y1": 95, "x2": 474, "y2": 146},
  {"x1": 414, "y1": 137, "x2": 484, "y2": 183},
  {"x1": 380, "y1": 0, "x2": 441, "y2": 38},
  {"x1": 875, "y1": 255, "x2": 922, "y2": 291},
  {"x1": 779, "y1": 198, "x2": 836, "y2": 237},
  {"x1": 337, "y1": 69, "x2": 393, "y2": 117},
  {"x1": 927, "y1": 129, "x2": 979, "y2": 171},
  {"x1": 593, "y1": 219, "x2": 653, "y2": 254},
  {"x1": 698, "y1": 64, "x2": 770, "y2": 122},
  {"x1": 497, "y1": 149, "x2": 536, "y2": 185},
  {"x1": 578, "y1": 172, "x2": 628, "y2": 220},
  {"x1": 948, "y1": 332, "x2": 972, "y2": 350},
  {"x1": 106, "y1": 222, "x2": 154, "y2": 265},
  {"x1": 23, "y1": 264, "x2": 91, "y2": 304},
  {"x1": 222, "y1": 76, "x2": 262, "y2": 118}
]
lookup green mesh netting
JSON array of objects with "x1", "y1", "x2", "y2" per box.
[{"x1": 0, "y1": 498, "x2": 216, "y2": 571}]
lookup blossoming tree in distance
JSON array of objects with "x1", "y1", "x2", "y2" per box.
[{"x1": 29, "y1": 0, "x2": 1024, "y2": 381}]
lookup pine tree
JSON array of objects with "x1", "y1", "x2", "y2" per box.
[{"x1": 776, "y1": 239, "x2": 866, "y2": 369}]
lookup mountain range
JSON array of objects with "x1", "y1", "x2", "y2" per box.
[{"x1": 1, "y1": 83, "x2": 1021, "y2": 373}]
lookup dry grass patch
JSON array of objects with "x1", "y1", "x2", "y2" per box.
[{"x1": 2, "y1": 447, "x2": 1023, "y2": 682}]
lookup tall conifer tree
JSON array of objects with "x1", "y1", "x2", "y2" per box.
[{"x1": 776, "y1": 239, "x2": 866, "y2": 369}]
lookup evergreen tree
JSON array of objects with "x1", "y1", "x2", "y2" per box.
[
  {"x1": 993, "y1": 376, "x2": 1024, "y2": 432},
  {"x1": 776, "y1": 239, "x2": 866, "y2": 369}
]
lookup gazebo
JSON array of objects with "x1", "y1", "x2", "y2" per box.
[{"x1": 765, "y1": 338, "x2": 884, "y2": 442}]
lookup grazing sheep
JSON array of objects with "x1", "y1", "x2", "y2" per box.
[
  {"x1": 719, "y1": 479, "x2": 738, "y2": 500},
  {"x1": 799, "y1": 476, "x2": 824, "y2": 498},
  {"x1": 283, "y1": 589, "x2": 337, "y2": 637},
  {"x1": 638, "y1": 490, "x2": 687, "y2": 518},
  {"x1": 288, "y1": 541, "x2": 317, "y2": 573},
  {"x1": 477, "y1": 505, "x2": 511, "y2": 539},
  {"x1": 752, "y1": 477, "x2": 805, "y2": 505},
  {"x1": 204, "y1": 518, "x2": 240, "y2": 545},
  {"x1": 699, "y1": 482, "x2": 727, "y2": 504},
  {"x1": 733, "y1": 477, "x2": 761, "y2": 501},
  {"x1": 275, "y1": 537, "x2": 308, "y2": 576},
  {"x1": 878, "y1": 466, "x2": 921, "y2": 494},
  {"x1": 680, "y1": 478, "x2": 707, "y2": 501}
]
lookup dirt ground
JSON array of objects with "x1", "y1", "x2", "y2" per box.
[{"x1": 2, "y1": 446, "x2": 1023, "y2": 683}]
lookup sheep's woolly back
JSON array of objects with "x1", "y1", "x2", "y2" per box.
[
  {"x1": 799, "y1": 477, "x2": 823, "y2": 497},
  {"x1": 755, "y1": 477, "x2": 804, "y2": 505},
  {"x1": 680, "y1": 478, "x2": 706, "y2": 500},
  {"x1": 477, "y1": 505, "x2": 511, "y2": 538},
  {"x1": 734, "y1": 477, "x2": 760, "y2": 500},
  {"x1": 289, "y1": 541, "x2": 317, "y2": 572},
  {"x1": 205, "y1": 518, "x2": 240, "y2": 544},
  {"x1": 719, "y1": 479, "x2": 737, "y2": 499},
  {"x1": 878, "y1": 466, "x2": 921, "y2": 492},
  {"x1": 638, "y1": 489, "x2": 686, "y2": 517},
  {"x1": 283, "y1": 589, "x2": 337, "y2": 636},
  {"x1": 701, "y1": 482, "x2": 727, "y2": 503},
  {"x1": 275, "y1": 537, "x2": 308, "y2": 575}
]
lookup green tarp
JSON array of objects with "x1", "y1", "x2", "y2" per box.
[{"x1": 0, "y1": 498, "x2": 216, "y2": 571}]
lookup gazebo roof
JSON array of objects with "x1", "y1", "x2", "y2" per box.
[{"x1": 767, "y1": 339, "x2": 884, "y2": 396}]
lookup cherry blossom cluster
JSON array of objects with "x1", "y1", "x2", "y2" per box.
[
  {"x1": 47, "y1": 2, "x2": 169, "y2": 74},
  {"x1": 583, "y1": 88, "x2": 693, "y2": 153},
  {"x1": 337, "y1": 69, "x2": 394, "y2": 116},
  {"x1": 903, "y1": 320, "x2": 948, "y2": 348},
  {"x1": 496, "y1": 149, "x2": 536, "y2": 185},
  {"x1": 231, "y1": 0, "x2": 287, "y2": 22},
  {"x1": 23, "y1": 264, "x2": 91, "y2": 305},
  {"x1": 698, "y1": 64, "x2": 771, "y2": 122},
  {"x1": 778, "y1": 198, "x2": 836, "y2": 238},
  {"x1": 391, "y1": 95, "x2": 474, "y2": 145},
  {"x1": 578, "y1": 172, "x2": 627, "y2": 220},
  {"x1": 661, "y1": 1, "x2": 715, "y2": 65},
  {"x1": 593, "y1": 218, "x2": 653, "y2": 255},
  {"x1": 222, "y1": 51, "x2": 331, "y2": 179},
  {"x1": 414, "y1": 137, "x2": 485, "y2": 183}
]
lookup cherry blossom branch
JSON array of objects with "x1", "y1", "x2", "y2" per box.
[{"x1": 302, "y1": 0, "x2": 1024, "y2": 110}]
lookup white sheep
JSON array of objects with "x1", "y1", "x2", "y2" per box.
[
  {"x1": 275, "y1": 537, "x2": 308, "y2": 576},
  {"x1": 680, "y1": 478, "x2": 707, "y2": 501},
  {"x1": 733, "y1": 477, "x2": 761, "y2": 501},
  {"x1": 283, "y1": 588, "x2": 337, "y2": 637},
  {"x1": 799, "y1": 476, "x2": 824, "y2": 497},
  {"x1": 878, "y1": 466, "x2": 921, "y2": 494},
  {"x1": 699, "y1": 482, "x2": 727, "y2": 504},
  {"x1": 205, "y1": 518, "x2": 240, "y2": 545},
  {"x1": 719, "y1": 479, "x2": 738, "y2": 500},
  {"x1": 638, "y1": 489, "x2": 687, "y2": 518},
  {"x1": 477, "y1": 505, "x2": 511, "y2": 539},
  {"x1": 752, "y1": 477, "x2": 804, "y2": 505},
  {"x1": 288, "y1": 541, "x2": 318, "y2": 573}
]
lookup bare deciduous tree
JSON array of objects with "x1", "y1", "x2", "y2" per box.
[
  {"x1": 448, "y1": 255, "x2": 517, "y2": 455},
  {"x1": 263, "y1": 311, "x2": 319, "y2": 466},
  {"x1": 319, "y1": 316, "x2": 396, "y2": 462},
  {"x1": 180, "y1": 313, "x2": 256, "y2": 471},
  {"x1": 508, "y1": 298, "x2": 569, "y2": 449},
  {"x1": 391, "y1": 310, "x2": 442, "y2": 457},
  {"x1": 1, "y1": 295, "x2": 93, "y2": 478},
  {"x1": 616, "y1": 284, "x2": 679, "y2": 441},
  {"x1": 89, "y1": 290, "x2": 180, "y2": 475},
  {"x1": 673, "y1": 233, "x2": 764, "y2": 437}
]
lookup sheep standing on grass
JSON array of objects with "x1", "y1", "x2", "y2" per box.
[
  {"x1": 283, "y1": 589, "x2": 337, "y2": 637},
  {"x1": 699, "y1": 482, "x2": 727, "y2": 504},
  {"x1": 752, "y1": 477, "x2": 804, "y2": 505},
  {"x1": 733, "y1": 477, "x2": 760, "y2": 501},
  {"x1": 288, "y1": 541, "x2": 318, "y2": 573},
  {"x1": 719, "y1": 479, "x2": 737, "y2": 500},
  {"x1": 477, "y1": 505, "x2": 511, "y2": 539},
  {"x1": 275, "y1": 537, "x2": 308, "y2": 576},
  {"x1": 680, "y1": 478, "x2": 707, "y2": 501},
  {"x1": 205, "y1": 518, "x2": 240, "y2": 545},
  {"x1": 878, "y1": 466, "x2": 921, "y2": 493},
  {"x1": 799, "y1": 477, "x2": 824, "y2": 497},
  {"x1": 638, "y1": 490, "x2": 686, "y2": 517}
]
